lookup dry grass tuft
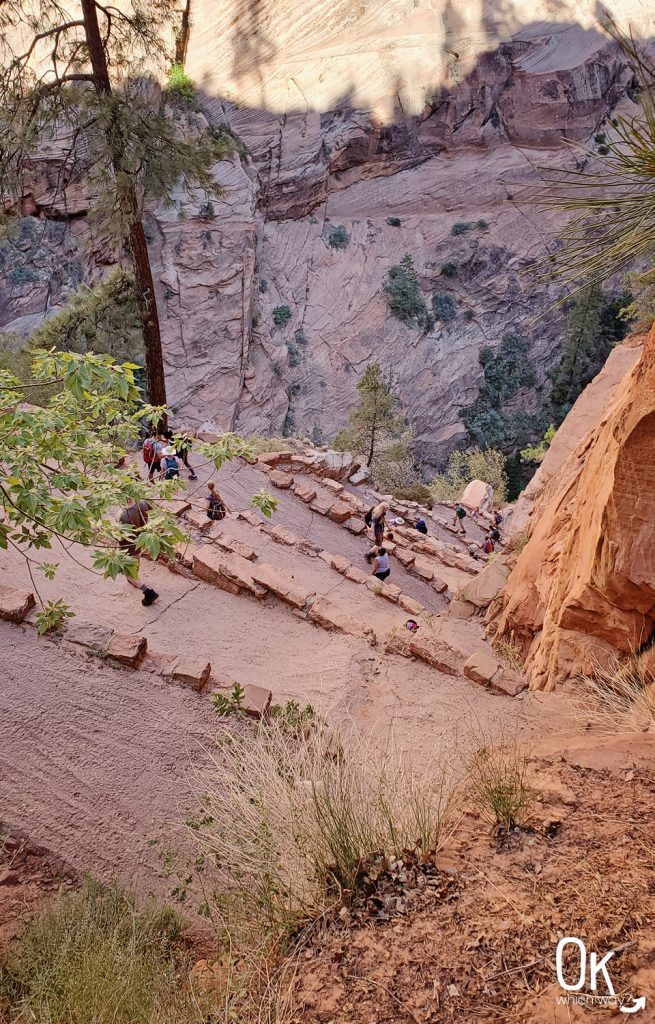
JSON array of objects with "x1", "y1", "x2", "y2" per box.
[
  {"x1": 466, "y1": 741, "x2": 533, "y2": 832},
  {"x1": 573, "y1": 650, "x2": 655, "y2": 733},
  {"x1": 190, "y1": 721, "x2": 457, "y2": 945},
  {"x1": 493, "y1": 631, "x2": 524, "y2": 672}
]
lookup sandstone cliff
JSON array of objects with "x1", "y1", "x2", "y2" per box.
[
  {"x1": 489, "y1": 325, "x2": 655, "y2": 691},
  {"x1": 0, "y1": 2, "x2": 649, "y2": 467}
]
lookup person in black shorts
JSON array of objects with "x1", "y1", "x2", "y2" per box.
[{"x1": 117, "y1": 498, "x2": 159, "y2": 606}]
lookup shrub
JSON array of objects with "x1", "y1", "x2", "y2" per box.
[
  {"x1": 166, "y1": 63, "x2": 198, "y2": 105},
  {"x1": 432, "y1": 292, "x2": 457, "y2": 322},
  {"x1": 467, "y1": 742, "x2": 533, "y2": 832},
  {"x1": 573, "y1": 652, "x2": 655, "y2": 733},
  {"x1": 493, "y1": 630, "x2": 524, "y2": 671},
  {"x1": 286, "y1": 341, "x2": 300, "y2": 367},
  {"x1": 386, "y1": 216, "x2": 401, "y2": 227},
  {"x1": 393, "y1": 483, "x2": 433, "y2": 505},
  {"x1": 294, "y1": 328, "x2": 308, "y2": 344},
  {"x1": 451, "y1": 221, "x2": 472, "y2": 235},
  {"x1": 441, "y1": 261, "x2": 458, "y2": 278},
  {"x1": 272, "y1": 304, "x2": 292, "y2": 327},
  {"x1": 327, "y1": 225, "x2": 350, "y2": 250},
  {"x1": 9, "y1": 265, "x2": 37, "y2": 285},
  {"x1": 430, "y1": 447, "x2": 508, "y2": 503},
  {"x1": 259, "y1": 278, "x2": 268, "y2": 292},
  {"x1": 191, "y1": 721, "x2": 456, "y2": 939},
  {"x1": 198, "y1": 200, "x2": 215, "y2": 220},
  {"x1": 489, "y1": 110, "x2": 500, "y2": 128},
  {"x1": 0, "y1": 879, "x2": 197, "y2": 1024},
  {"x1": 244, "y1": 434, "x2": 291, "y2": 454},
  {"x1": 520, "y1": 423, "x2": 556, "y2": 463},
  {"x1": 385, "y1": 254, "x2": 426, "y2": 325}
]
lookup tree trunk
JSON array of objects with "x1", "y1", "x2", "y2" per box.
[{"x1": 80, "y1": 0, "x2": 168, "y2": 424}]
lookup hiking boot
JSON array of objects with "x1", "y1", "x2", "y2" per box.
[
  {"x1": 141, "y1": 587, "x2": 159, "y2": 607},
  {"x1": 189, "y1": 472, "x2": 198, "y2": 480}
]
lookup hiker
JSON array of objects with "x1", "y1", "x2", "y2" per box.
[
  {"x1": 143, "y1": 433, "x2": 165, "y2": 480},
  {"x1": 371, "y1": 546, "x2": 391, "y2": 582},
  {"x1": 453, "y1": 503, "x2": 467, "y2": 535},
  {"x1": 165, "y1": 429, "x2": 197, "y2": 480},
  {"x1": 117, "y1": 497, "x2": 159, "y2": 606},
  {"x1": 471, "y1": 506, "x2": 480, "y2": 524},
  {"x1": 494, "y1": 511, "x2": 503, "y2": 527},
  {"x1": 160, "y1": 445, "x2": 180, "y2": 481},
  {"x1": 370, "y1": 501, "x2": 389, "y2": 547},
  {"x1": 482, "y1": 534, "x2": 495, "y2": 556},
  {"x1": 206, "y1": 480, "x2": 227, "y2": 521},
  {"x1": 415, "y1": 518, "x2": 428, "y2": 535},
  {"x1": 490, "y1": 525, "x2": 501, "y2": 544}
]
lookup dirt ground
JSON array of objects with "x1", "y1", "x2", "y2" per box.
[{"x1": 289, "y1": 736, "x2": 655, "y2": 1024}]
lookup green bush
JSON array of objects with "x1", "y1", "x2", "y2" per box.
[
  {"x1": 430, "y1": 447, "x2": 508, "y2": 503},
  {"x1": 451, "y1": 222, "x2": 472, "y2": 236},
  {"x1": 327, "y1": 225, "x2": 350, "y2": 250},
  {"x1": 386, "y1": 216, "x2": 402, "y2": 227},
  {"x1": 385, "y1": 254, "x2": 426, "y2": 325},
  {"x1": 166, "y1": 63, "x2": 198, "y2": 105},
  {"x1": 9, "y1": 265, "x2": 37, "y2": 285},
  {"x1": 198, "y1": 200, "x2": 215, "y2": 220},
  {"x1": 272, "y1": 304, "x2": 292, "y2": 327},
  {"x1": 441, "y1": 262, "x2": 458, "y2": 278},
  {"x1": 0, "y1": 879, "x2": 197, "y2": 1024},
  {"x1": 393, "y1": 483, "x2": 433, "y2": 505},
  {"x1": 432, "y1": 292, "x2": 457, "y2": 322},
  {"x1": 286, "y1": 341, "x2": 300, "y2": 367}
]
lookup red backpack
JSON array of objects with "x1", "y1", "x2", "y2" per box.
[
  {"x1": 483, "y1": 538, "x2": 494, "y2": 554},
  {"x1": 142, "y1": 438, "x2": 156, "y2": 465}
]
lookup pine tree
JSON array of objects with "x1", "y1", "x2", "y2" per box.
[
  {"x1": 0, "y1": 1, "x2": 231, "y2": 422},
  {"x1": 550, "y1": 285, "x2": 604, "y2": 411},
  {"x1": 334, "y1": 364, "x2": 399, "y2": 466}
]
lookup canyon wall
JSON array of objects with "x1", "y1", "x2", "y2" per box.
[
  {"x1": 0, "y1": 1, "x2": 651, "y2": 467},
  {"x1": 489, "y1": 327, "x2": 655, "y2": 691}
]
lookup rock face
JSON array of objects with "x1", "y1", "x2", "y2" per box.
[
  {"x1": 489, "y1": 324, "x2": 655, "y2": 691},
  {"x1": 0, "y1": 3, "x2": 643, "y2": 468}
]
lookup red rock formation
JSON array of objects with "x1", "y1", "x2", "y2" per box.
[{"x1": 490, "y1": 324, "x2": 655, "y2": 691}]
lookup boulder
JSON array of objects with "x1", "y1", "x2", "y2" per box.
[
  {"x1": 0, "y1": 586, "x2": 36, "y2": 623},
  {"x1": 193, "y1": 549, "x2": 267, "y2": 598},
  {"x1": 242, "y1": 683, "x2": 272, "y2": 718},
  {"x1": 261, "y1": 523, "x2": 297, "y2": 546},
  {"x1": 269, "y1": 469, "x2": 294, "y2": 489},
  {"x1": 257, "y1": 451, "x2": 293, "y2": 466},
  {"x1": 412, "y1": 557, "x2": 434, "y2": 582},
  {"x1": 344, "y1": 517, "x2": 366, "y2": 535},
  {"x1": 328, "y1": 500, "x2": 353, "y2": 524},
  {"x1": 313, "y1": 450, "x2": 354, "y2": 479},
  {"x1": 349, "y1": 467, "x2": 371, "y2": 485},
  {"x1": 322, "y1": 478, "x2": 344, "y2": 494},
  {"x1": 431, "y1": 577, "x2": 448, "y2": 594},
  {"x1": 65, "y1": 622, "x2": 113, "y2": 652},
  {"x1": 208, "y1": 530, "x2": 257, "y2": 561},
  {"x1": 344, "y1": 565, "x2": 369, "y2": 584},
  {"x1": 310, "y1": 493, "x2": 335, "y2": 516},
  {"x1": 460, "y1": 557, "x2": 510, "y2": 609},
  {"x1": 463, "y1": 651, "x2": 500, "y2": 686},
  {"x1": 107, "y1": 633, "x2": 147, "y2": 667},
  {"x1": 165, "y1": 656, "x2": 212, "y2": 691},
  {"x1": 251, "y1": 564, "x2": 311, "y2": 609},
  {"x1": 328, "y1": 553, "x2": 352, "y2": 575},
  {"x1": 395, "y1": 548, "x2": 416, "y2": 569},
  {"x1": 408, "y1": 635, "x2": 459, "y2": 675},
  {"x1": 294, "y1": 483, "x2": 317, "y2": 503},
  {"x1": 308, "y1": 596, "x2": 374, "y2": 642},
  {"x1": 448, "y1": 598, "x2": 477, "y2": 620},
  {"x1": 185, "y1": 509, "x2": 212, "y2": 532},
  {"x1": 237, "y1": 509, "x2": 263, "y2": 527},
  {"x1": 462, "y1": 479, "x2": 494, "y2": 512},
  {"x1": 399, "y1": 594, "x2": 425, "y2": 617},
  {"x1": 367, "y1": 579, "x2": 402, "y2": 603},
  {"x1": 491, "y1": 669, "x2": 528, "y2": 697}
]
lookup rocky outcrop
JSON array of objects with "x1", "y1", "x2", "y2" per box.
[
  {"x1": 0, "y1": 4, "x2": 645, "y2": 468},
  {"x1": 489, "y1": 324, "x2": 655, "y2": 691}
]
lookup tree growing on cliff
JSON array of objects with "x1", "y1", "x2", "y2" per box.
[
  {"x1": 549, "y1": 285, "x2": 630, "y2": 418},
  {"x1": 385, "y1": 254, "x2": 428, "y2": 327},
  {"x1": 333, "y1": 363, "x2": 415, "y2": 479},
  {"x1": 0, "y1": 0, "x2": 231, "y2": 418}
]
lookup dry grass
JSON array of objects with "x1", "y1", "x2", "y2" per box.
[
  {"x1": 190, "y1": 721, "x2": 457, "y2": 945},
  {"x1": 466, "y1": 740, "x2": 533, "y2": 832},
  {"x1": 492, "y1": 631, "x2": 524, "y2": 672},
  {"x1": 244, "y1": 434, "x2": 300, "y2": 455},
  {"x1": 0, "y1": 879, "x2": 202, "y2": 1024},
  {"x1": 573, "y1": 650, "x2": 655, "y2": 733}
]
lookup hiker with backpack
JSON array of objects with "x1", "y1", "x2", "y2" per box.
[
  {"x1": 143, "y1": 433, "x2": 165, "y2": 480},
  {"x1": 371, "y1": 546, "x2": 391, "y2": 582},
  {"x1": 165, "y1": 429, "x2": 197, "y2": 480},
  {"x1": 415, "y1": 518, "x2": 428, "y2": 535},
  {"x1": 453, "y1": 503, "x2": 467, "y2": 535},
  {"x1": 482, "y1": 534, "x2": 495, "y2": 556},
  {"x1": 160, "y1": 446, "x2": 180, "y2": 481},
  {"x1": 117, "y1": 498, "x2": 159, "y2": 606},
  {"x1": 206, "y1": 480, "x2": 228, "y2": 522}
]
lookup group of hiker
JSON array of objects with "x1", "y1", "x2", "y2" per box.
[
  {"x1": 119, "y1": 425, "x2": 504, "y2": 607},
  {"x1": 363, "y1": 497, "x2": 504, "y2": 584},
  {"x1": 116, "y1": 429, "x2": 228, "y2": 607}
]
